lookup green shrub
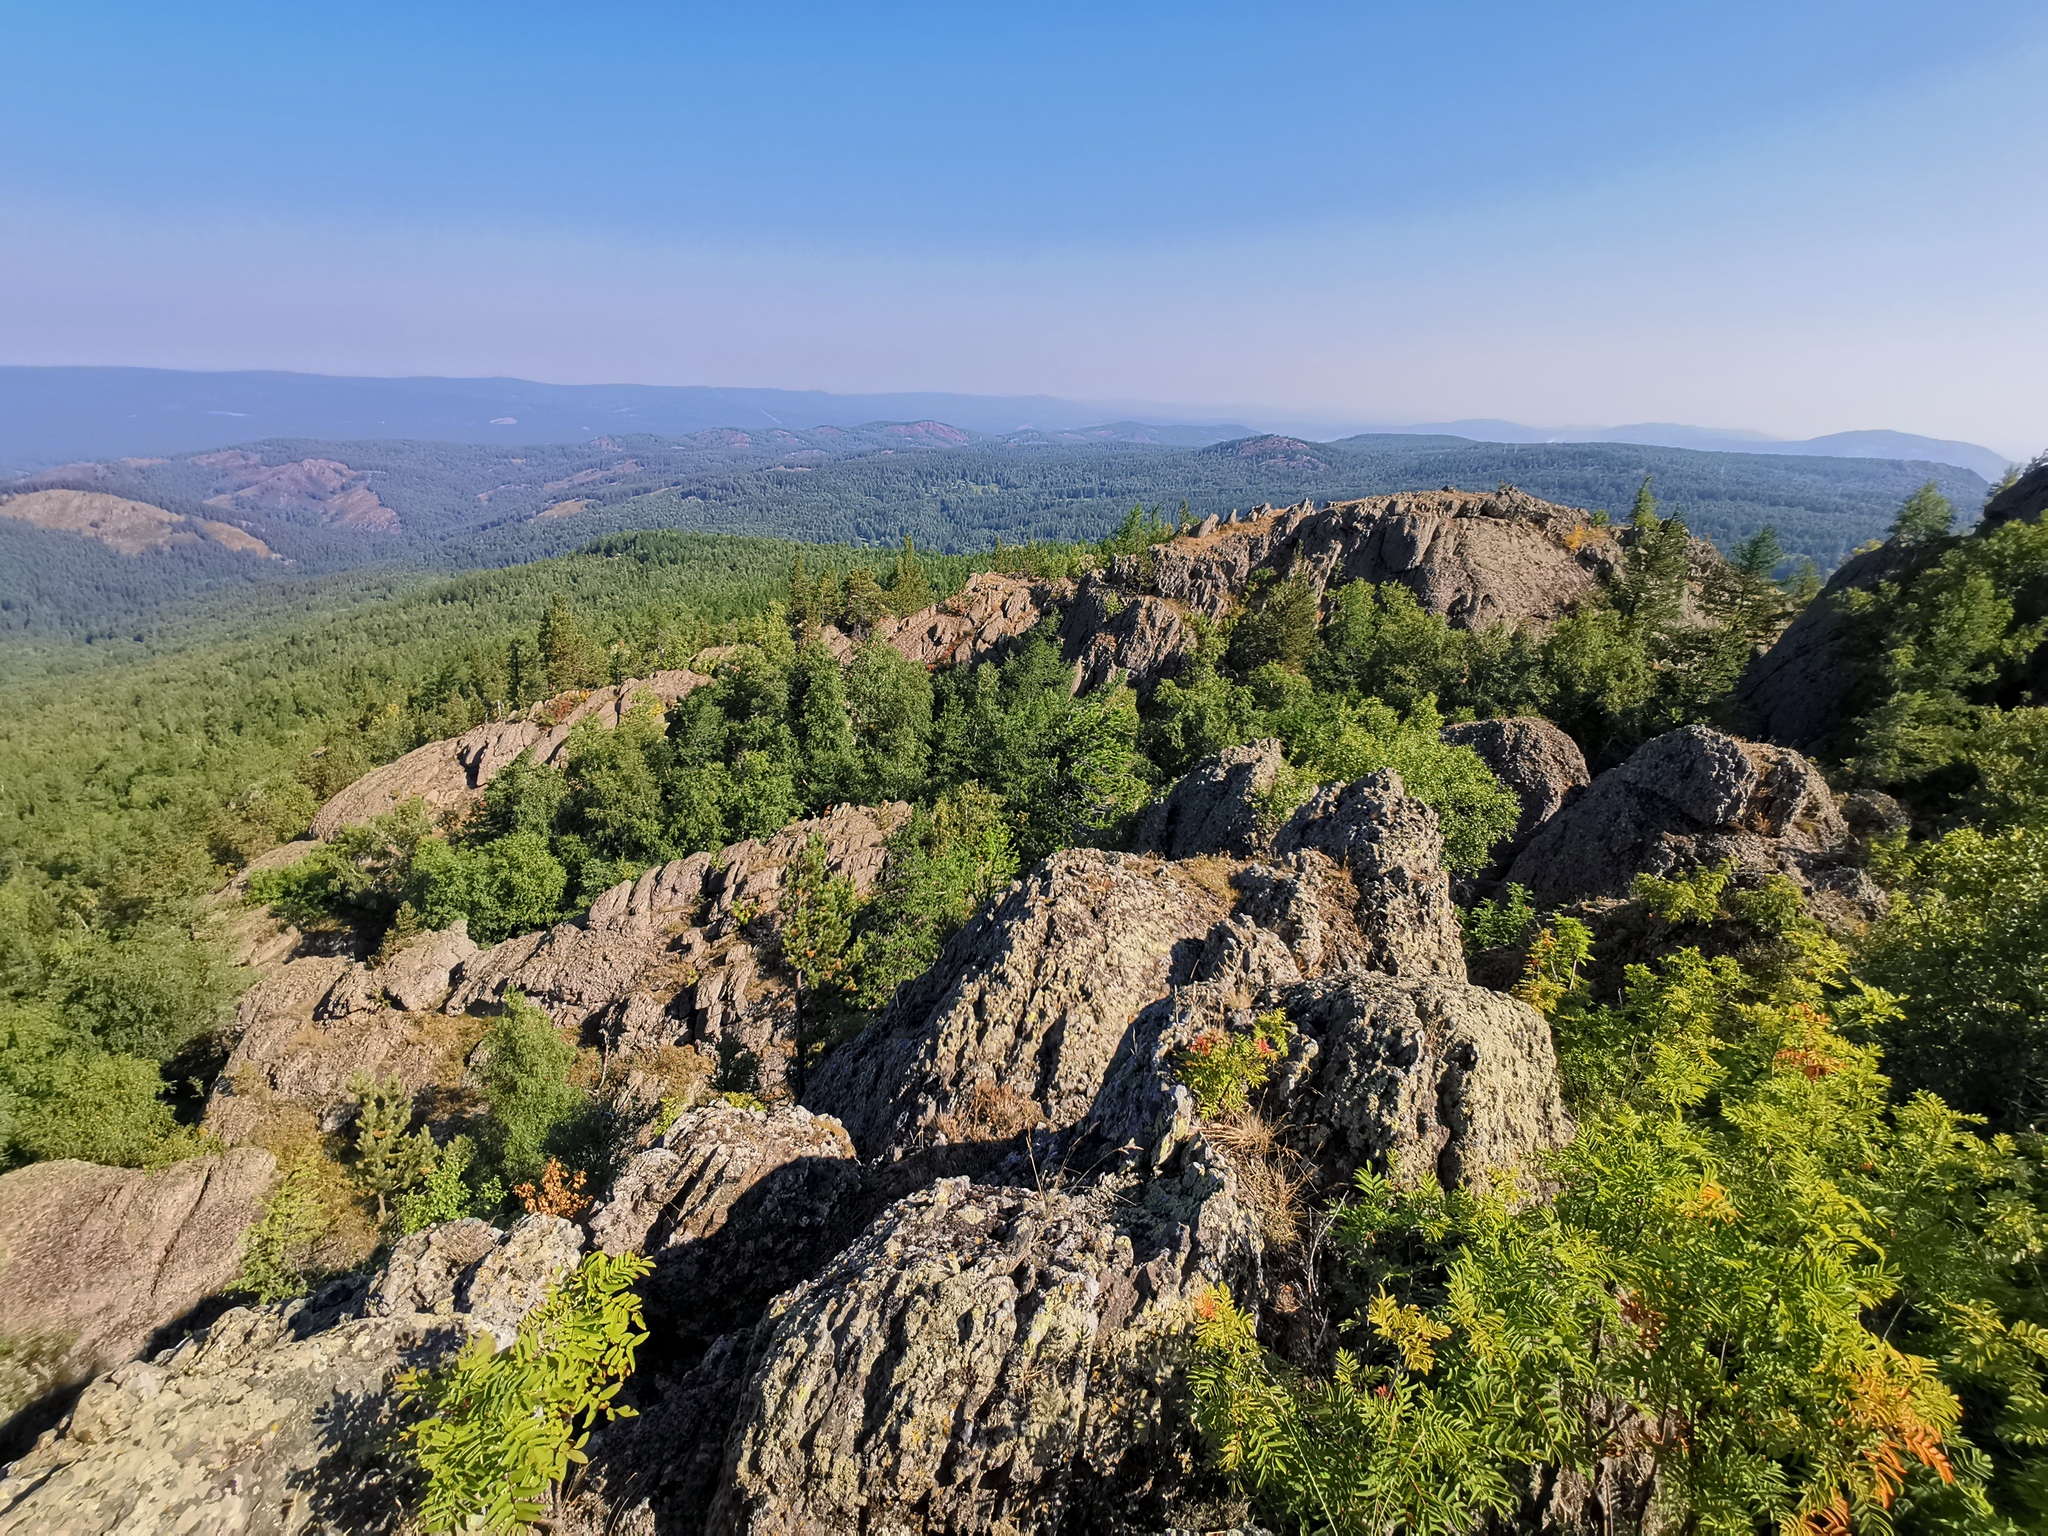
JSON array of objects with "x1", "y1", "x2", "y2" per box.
[
  {"x1": 234, "y1": 1168, "x2": 329, "y2": 1304},
  {"x1": 0, "y1": 1003, "x2": 209, "y2": 1169},
  {"x1": 477, "y1": 993, "x2": 590, "y2": 1188},
  {"x1": 393, "y1": 1135, "x2": 504, "y2": 1235},
  {"x1": 1631, "y1": 860, "x2": 1733, "y2": 924},
  {"x1": 1859, "y1": 824, "x2": 2048, "y2": 1128},
  {"x1": 1175, "y1": 1010, "x2": 1289, "y2": 1118},
  {"x1": 1191, "y1": 933, "x2": 2048, "y2": 1534},
  {"x1": 397, "y1": 1251, "x2": 653, "y2": 1534},
  {"x1": 1459, "y1": 883, "x2": 1535, "y2": 952}
]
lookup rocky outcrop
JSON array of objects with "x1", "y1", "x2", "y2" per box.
[
  {"x1": 0, "y1": 1213, "x2": 586, "y2": 1535},
  {"x1": 589, "y1": 1103, "x2": 862, "y2": 1347},
  {"x1": 446, "y1": 805, "x2": 903, "y2": 1098},
  {"x1": 1441, "y1": 717, "x2": 1589, "y2": 865},
  {"x1": 1981, "y1": 453, "x2": 2048, "y2": 531},
  {"x1": 309, "y1": 672, "x2": 712, "y2": 839},
  {"x1": 0, "y1": 1151, "x2": 276, "y2": 1433},
  {"x1": 1131, "y1": 738, "x2": 1288, "y2": 860},
  {"x1": 1732, "y1": 540, "x2": 1925, "y2": 756},
  {"x1": 1273, "y1": 770, "x2": 1465, "y2": 978},
  {"x1": 825, "y1": 570, "x2": 1068, "y2": 670},
  {"x1": 1151, "y1": 489, "x2": 1618, "y2": 631},
  {"x1": 1506, "y1": 725, "x2": 1865, "y2": 915},
  {"x1": 1060, "y1": 575, "x2": 1195, "y2": 692},
  {"x1": 1279, "y1": 974, "x2": 1574, "y2": 1190},
  {"x1": 804, "y1": 849, "x2": 1230, "y2": 1162},
  {"x1": 706, "y1": 1170, "x2": 1256, "y2": 1536}
]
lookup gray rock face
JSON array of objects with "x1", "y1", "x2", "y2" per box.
[
  {"x1": 0, "y1": 1150, "x2": 276, "y2": 1427},
  {"x1": 374, "y1": 921, "x2": 478, "y2": 1011},
  {"x1": 1441, "y1": 717, "x2": 1589, "y2": 863},
  {"x1": 589, "y1": 1103, "x2": 862, "y2": 1347},
  {"x1": 706, "y1": 1171, "x2": 1257, "y2": 1536},
  {"x1": 1273, "y1": 771, "x2": 1465, "y2": 978},
  {"x1": 1132, "y1": 738, "x2": 1288, "y2": 860},
  {"x1": 367, "y1": 1217, "x2": 504, "y2": 1317},
  {"x1": 804, "y1": 849, "x2": 1230, "y2": 1161},
  {"x1": 1506, "y1": 726, "x2": 1856, "y2": 911},
  {"x1": 445, "y1": 804, "x2": 903, "y2": 1077},
  {"x1": 1280, "y1": 974, "x2": 1575, "y2": 1190},
  {"x1": 824, "y1": 571, "x2": 1068, "y2": 671},
  {"x1": 458, "y1": 1215, "x2": 586, "y2": 1347},
  {"x1": 1061, "y1": 576, "x2": 1195, "y2": 692},
  {"x1": 0, "y1": 1212, "x2": 588, "y2": 1536}
]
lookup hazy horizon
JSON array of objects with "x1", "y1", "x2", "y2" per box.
[{"x1": 4, "y1": 3, "x2": 2044, "y2": 456}]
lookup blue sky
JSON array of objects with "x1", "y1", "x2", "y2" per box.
[{"x1": 2, "y1": 1, "x2": 2043, "y2": 454}]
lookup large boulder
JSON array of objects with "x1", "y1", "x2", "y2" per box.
[
  {"x1": 588, "y1": 1103, "x2": 862, "y2": 1348},
  {"x1": 1272, "y1": 770, "x2": 1465, "y2": 978},
  {"x1": 1441, "y1": 717, "x2": 1589, "y2": 865},
  {"x1": 803, "y1": 849, "x2": 1231, "y2": 1162},
  {"x1": 1131, "y1": 738, "x2": 1288, "y2": 860},
  {"x1": 1506, "y1": 725, "x2": 1856, "y2": 910},
  {"x1": 1279, "y1": 974, "x2": 1574, "y2": 1190},
  {"x1": 0, "y1": 1150, "x2": 276, "y2": 1432},
  {"x1": 705, "y1": 1171, "x2": 1257, "y2": 1536}
]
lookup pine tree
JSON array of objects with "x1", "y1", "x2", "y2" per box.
[
  {"x1": 536, "y1": 595, "x2": 597, "y2": 694},
  {"x1": 347, "y1": 1073, "x2": 435, "y2": 1225},
  {"x1": 888, "y1": 537, "x2": 933, "y2": 618}
]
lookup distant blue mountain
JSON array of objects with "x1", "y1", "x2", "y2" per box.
[
  {"x1": 0, "y1": 366, "x2": 2015, "y2": 483},
  {"x1": 1358, "y1": 419, "x2": 2013, "y2": 482}
]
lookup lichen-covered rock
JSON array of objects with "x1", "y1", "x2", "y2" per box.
[
  {"x1": 1061, "y1": 576, "x2": 1195, "y2": 691},
  {"x1": 1506, "y1": 726, "x2": 1860, "y2": 913},
  {"x1": 1280, "y1": 973, "x2": 1574, "y2": 1189},
  {"x1": 444, "y1": 805, "x2": 903, "y2": 1058},
  {"x1": 805, "y1": 849, "x2": 1230, "y2": 1161},
  {"x1": 0, "y1": 1150, "x2": 276, "y2": 1429},
  {"x1": 1441, "y1": 717, "x2": 1589, "y2": 864},
  {"x1": 366, "y1": 1217, "x2": 504, "y2": 1318},
  {"x1": 1132, "y1": 739, "x2": 1287, "y2": 860},
  {"x1": 706, "y1": 1172, "x2": 1256, "y2": 1536},
  {"x1": 458, "y1": 1215, "x2": 584, "y2": 1346},
  {"x1": 0, "y1": 1208, "x2": 595, "y2": 1536},
  {"x1": 828, "y1": 570, "x2": 1069, "y2": 671},
  {"x1": 589, "y1": 1104, "x2": 861, "y2": 1347},
  {"x1": 0, "y1": 1298, "x2": 444, "y2": 1536},
  {"x1": 1273, "y1": 770, "x2": 1464, "y2": 978}
]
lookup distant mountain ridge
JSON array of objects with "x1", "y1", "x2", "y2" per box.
[
  {"x1": 0, "y1": 366, "x2": 2012, "y2": 482},
  {"x1": 1368, "y1": 419, "x2": 2014, "y2": 481}
]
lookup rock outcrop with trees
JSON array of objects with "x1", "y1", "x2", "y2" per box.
[{"x1": 4, "y1": 467, "x2": 2046, "y2": 1536}]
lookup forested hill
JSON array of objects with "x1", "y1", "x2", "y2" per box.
[{"x1": 0, "y1": 424, "x2": 1989, "y2": 643}]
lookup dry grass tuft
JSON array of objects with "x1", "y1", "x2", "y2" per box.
[
  {"x1": 1209, "y1": 1110, "x2": 1312, "y2": 1250},
  {"x1": 1175, "y1": 855, "x2": 1241, "y2": 906},
  {"x1": 936, "y1": 1079, "x2": 1041, "y2": 1144}
]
